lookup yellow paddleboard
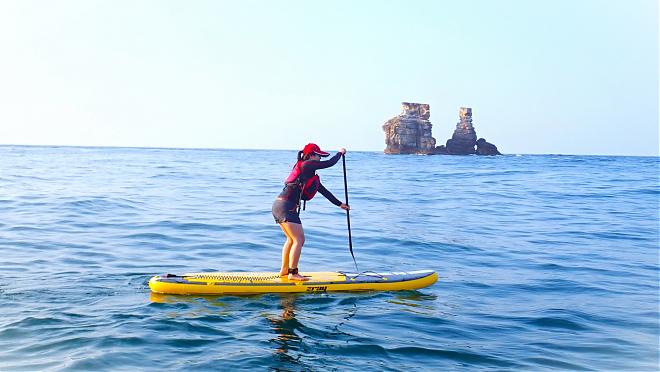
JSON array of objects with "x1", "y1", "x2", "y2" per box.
[{"x1": 149, "y1": 270, "x2": 437, "y2": 295}]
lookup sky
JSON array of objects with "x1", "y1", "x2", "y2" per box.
[{"x1": 0, "y1": 0, "x2": 657, "y2": 155}]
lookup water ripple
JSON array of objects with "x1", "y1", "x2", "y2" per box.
[{"x1": 0, "y1": 146, "x2": 657, "y2": 371}]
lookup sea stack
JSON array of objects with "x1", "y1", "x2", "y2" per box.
[
  {"x1": 436, "y1": 107, "x2": 501, "y2": 155},
  {"x1": 445, "y1": 107, "x2": 477, "y2": 155},
  {"x1": 382, "y1": 102, "x2": 436, "y2": 155}
]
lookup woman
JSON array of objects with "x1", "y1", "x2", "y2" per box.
[{"x1": 272, "y1": 143, "x2": 350, "y2": 281}]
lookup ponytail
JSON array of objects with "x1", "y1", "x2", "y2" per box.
[
  {"x1": 285, "y1": 151, "x2": 306, "y2": 184},
  {"x1": 297, "y1": 150, "x2": 314, "y2": 161}
]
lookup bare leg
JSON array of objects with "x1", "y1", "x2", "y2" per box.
[
  {"x1": 280, "y1": 222, "x2": 308, "y2": 281},
  {"x1": 278, "y1": 223, "x2": 293, "y2": 276}
]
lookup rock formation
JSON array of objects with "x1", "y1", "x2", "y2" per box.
[
  {"x1": 382, "y1": 102, "x2": 436, "y2": 154},
  {"x1": 476, "y1": 138, "x2": 501, "y2": 155},
  {"x1": 445, "y1": 107, "x2": 478, "y2": 155},
  {"x1": 382, "y1": 103, "x2": 501, "y2": 155}
]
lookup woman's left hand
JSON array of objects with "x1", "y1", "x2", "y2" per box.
[{"x1": 340, "y1": 203, "x2": 350, "y2": 210}]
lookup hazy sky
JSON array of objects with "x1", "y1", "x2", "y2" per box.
[{"x1": 0, "y1": 0, "x2": 657, "y2": 155}]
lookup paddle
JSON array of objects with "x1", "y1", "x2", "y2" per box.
[{"x1": 342, "y1": 153, "x2": 359, "y2": 272}]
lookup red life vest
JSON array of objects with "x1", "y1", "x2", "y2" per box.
[{"x1": 284, "y1": 161, "x2": 320, "y2": 201}]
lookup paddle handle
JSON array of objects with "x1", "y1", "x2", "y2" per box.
[{"x1": 342, "y1": 154, "x2": 358, "y2": 272}]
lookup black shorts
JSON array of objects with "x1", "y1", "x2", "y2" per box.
[{"x1": 272, "y1": 198, "x2": 301, "y2": 224}]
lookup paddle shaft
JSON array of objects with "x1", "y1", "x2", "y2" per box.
[{"x1": 342, "y1": 154, "x2": 358, "y2": 271}]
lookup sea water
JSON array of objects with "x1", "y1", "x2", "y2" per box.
[{"x1": 0, "y1": 145, "x2": 658, "y2": 371}]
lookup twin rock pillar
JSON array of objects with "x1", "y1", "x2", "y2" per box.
[{"x1": 382, "y1": 103, "x2": 500, "y2": 155}]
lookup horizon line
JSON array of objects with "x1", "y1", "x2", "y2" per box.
[{"x1": 0, "y1": 143, "x2": 658, "y2": 158}]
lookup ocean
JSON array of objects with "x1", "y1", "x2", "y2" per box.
[{"x1": 0, "y1": 145, "x2": 658, "y2": 371}]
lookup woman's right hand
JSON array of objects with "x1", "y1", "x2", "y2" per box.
[{"x1": 339, "y1": 148, "x2": 346, "y2": 155}]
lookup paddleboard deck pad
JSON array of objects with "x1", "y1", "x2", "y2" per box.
[{"x1": 149, "y1": 270, "x2": 437, "y2": 295}]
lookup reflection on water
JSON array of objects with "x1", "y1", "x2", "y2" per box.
[
  {"x1": 267, "y1": 295, "x2": 303, "y2": 365},
  {"x1": 150, "y1": 293, "x2": 312, "y2": 368},
  {"x1": 149, "y1": 291, "x2": 238, "y2": 318},
  {"x1": 387, "y1": 291, "x2": 438, "y2": 313},
  {"x1": 149, "y1": 292, "x2": 180, "y2": 304},
  {"x1": 265, "y1": 294, "x2": 363, "y2": 369}
]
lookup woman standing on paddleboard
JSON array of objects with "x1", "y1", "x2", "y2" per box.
[{"x1": 272, "y1": 143, "x2": 350, "y2": 281}]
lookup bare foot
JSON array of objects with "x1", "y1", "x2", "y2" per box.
[
  {"x1": 279, "y1": 271, "x2": 288, "y2": 276},
  {"x1": 288, "y1": 273, "x2": 309, "y2": 281}
]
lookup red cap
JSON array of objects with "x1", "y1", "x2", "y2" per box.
[{"x1": 302, "y1": 143, "x2": 330, "y2": 157}]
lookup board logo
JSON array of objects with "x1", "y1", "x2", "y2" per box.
[{"x1": 305, "y1": 286, "x2": 328, "y2": 292}]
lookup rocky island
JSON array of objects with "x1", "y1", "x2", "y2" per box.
[
  {"x1": 382, "y1": 103, "x2": 501, "y2": 155},
  {"x1": 382, "y1": 102, "x2": 437, "y2": 155}
]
